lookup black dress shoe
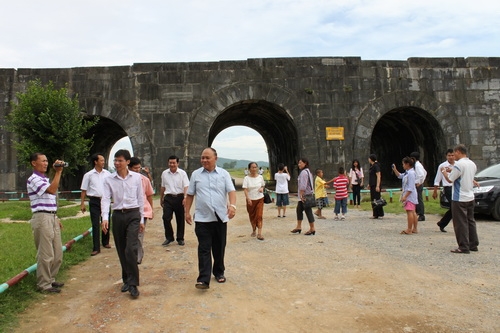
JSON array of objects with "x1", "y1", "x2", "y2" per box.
[
  {"x1": 178, "y1": 240, "x2": 185, "y2": 246},
  {"x1": 121, "y1": 283, "x2": 130, "y2": 292},
  {"x1": 418, "y1": 216, "x2": 425, "y2": 221},
  {"x1": 129, "y1": 285, "x2": 140, "y2": 298},
  {"x1": 52, "y1": 282, "x2": 64, "y2": 288},
  {"x1": 162, "y1": 240, "x2": 173, "y2": 246},
  {"x1": 470, "y1": 247, "x2": 478, "y2": 252},
  {"x1": 437, "y1": 223, "x2": 447, "y2": 232}
]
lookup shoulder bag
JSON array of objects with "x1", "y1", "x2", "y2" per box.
[{"x1": 303, "y1": 169, "x2": 316, "y2": 208}]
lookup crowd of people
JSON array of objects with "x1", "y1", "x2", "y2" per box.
[{"x1": 26, "y1": 144, "x2": 479, "y2": 297}]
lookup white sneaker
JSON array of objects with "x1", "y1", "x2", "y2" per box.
[
  {"x1": 340, "y1": 215, "x2": 345, "y2": 220},
  {"x1": 334, "y1": 216, "x2": 339, "y2": 221}
]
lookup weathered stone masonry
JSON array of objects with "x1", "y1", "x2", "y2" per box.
[{"x1": 0, "y1": 57, "x2": 499, "y2": 191}]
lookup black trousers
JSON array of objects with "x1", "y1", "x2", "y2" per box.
[
  {"x1": 296, "y1": 200, "x2": 315, "y2": 222},
  {"x1": 438, "y1": 186, "x2": 453, "y2": 228},
  {"x1": 352, "y1": 184, "x2": 362, "y2": 205},
  {"x1": 416, "y1": 184, "x2": 425, "y2": 217},
  {"x1": 370, "y1": 187, "x2": 384, "y2": 218},
  {"x1": 89, "y1": 196, "x2": 110, "y2": 251},
  {"x1": 162, "y1": 195, "x2": 185, "y2": 242},
  {"x1": 194, "y1": 219, "x2": 227, "y2": 285},
  {"x1": 112, "y1": 209, "x2": 140, "y2": 286}
]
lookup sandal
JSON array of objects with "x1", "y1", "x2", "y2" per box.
[
  {"x1": 257, "y1": 235, "x2": 264, "y2": 240},
  {"x1": 195, "y1": 281, "x2": 209, "y2": 289},
  {"x1": 400, "y1": 230, "x2": 411, "y2": 235},
  {"x1": 216, "y1": 275, "x2": 226, "y2": 283},
  {"x1": 251, "y1": 231, "x2": 256, "y2": 237},
  {"x1": 450, "y1": 248, "x2": 470, "y2": 254}
]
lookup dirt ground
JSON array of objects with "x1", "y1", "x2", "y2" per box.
[{"x1": 13, "y1": 186, "x2": 500, "y2": 333}]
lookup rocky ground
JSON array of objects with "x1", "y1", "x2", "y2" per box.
[{"x1": 12, "y1": 187, "x2": 500, "y2": 333}]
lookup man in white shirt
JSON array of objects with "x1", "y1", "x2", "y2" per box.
[
  {"x1": 410, "y1": 151, "x2": 427, "y2": 221},
  {"x1": 441, "y1": 144, "x2": 479, "y2": 254},
  {"x1": 80, "y1": 153, "x2": 111, "y2": 256},
  {"x1": 160, "y1": 155, "x2": 190, "y2": 246},
  {"x1": 432, "y1": 149, "x2": 454, "y2": 232},
  {"x1": 274, "y1": 163, "x2": 291, "y2": 218},
  {"x1": 101, "y1": 149, "x2": 144, "y2": 298}
]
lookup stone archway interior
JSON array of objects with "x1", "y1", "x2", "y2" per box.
[
  {"x1": 84, "y1": 116, "x2": 129, "y2": 165},
  {"x1": 65, "y1": 116, "x2": 129, "y2": 190},
  {"x1": 207, "y1": 100, "x2": 299, "y2": 189},
  {"x1": 371, "y1": 106, "x2": 445, "y2": 188}
]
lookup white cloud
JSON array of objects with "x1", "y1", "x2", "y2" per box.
[
  {"x1": 212, "y1": 127, "x2": 268, "y2": 161},
  {"x1": 2, "y1": 0, "x2": 499, "y2": 68}
]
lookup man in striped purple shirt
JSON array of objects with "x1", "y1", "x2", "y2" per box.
[{"x1": 27, "y1": 152, "x2": 65, "y2": 293}]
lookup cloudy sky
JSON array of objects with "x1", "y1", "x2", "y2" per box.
[{"x1": 3, "y1": 0, "x2": 499, "y2": 161}]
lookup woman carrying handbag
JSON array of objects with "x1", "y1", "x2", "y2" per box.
[{"x1": 291, "y1": 158, "x2": 316, "y2": 235}]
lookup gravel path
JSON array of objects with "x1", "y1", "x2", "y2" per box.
[{"x1": 14, "y1": 190, "x2": 500, "y2": 333}]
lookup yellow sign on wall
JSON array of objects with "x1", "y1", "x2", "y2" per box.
[{"x1": 326, "y1": 127, "x2": 344, "y2": 140}]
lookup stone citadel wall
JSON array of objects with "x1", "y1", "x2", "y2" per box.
[{"x1": 1, "y1": 57, "x2": 499, "y2": 191}]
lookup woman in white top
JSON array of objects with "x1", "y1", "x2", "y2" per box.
[
  {"x1": 243, "y1": 162, "x2": 266, "y2": 240},
  {"x1": 348, "y1": 159, "x2": 364, "y2": 208}
]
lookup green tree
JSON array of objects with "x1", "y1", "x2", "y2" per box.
[{"x1": 5, "y1": 79, "x2": 98, "y2": 172}]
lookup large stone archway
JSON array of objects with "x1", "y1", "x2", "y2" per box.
[
  {"x1": 2, "y1": 57, "x2": 499, "y2": 192},
  {"x1": 186, "y1": 83, "x2": 312, "y2": 190},
  {"x1": 354, "y1": 91, "x2": 463, "y2": 185}
]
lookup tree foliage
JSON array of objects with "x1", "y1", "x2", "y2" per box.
[{"x1": 5, "y1": 79, "x2": 98, "y2": 171}]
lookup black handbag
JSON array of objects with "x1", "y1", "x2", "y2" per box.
[
  {"x1": 302, "y1": 170, "x2": 316, "y2": 208},
  {"x1": 263, "y1": 190, "x2": 272, "y2": 204},
  {"x1": 371, "y1": 198, "x2": 387, "y2": 207},
  {"x1": 303, "y1": 193, "x2": 316, "y2": 208}
]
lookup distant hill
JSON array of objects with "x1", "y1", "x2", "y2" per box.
[{"x1": 218, "y1": 157, "x2": 268, "y2": 169}]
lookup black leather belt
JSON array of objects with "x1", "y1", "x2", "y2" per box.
[
  {"x1": 114, "y1": 207, "x2": 140, "y2": 213},
  {"x1": 166, "y1": 194, "x2": 184, "y2": 197},
  {"x1": 34, "y1": 210, "x2": 57, "y2": 214}
]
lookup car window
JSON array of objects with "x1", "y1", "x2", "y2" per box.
[{"x1": 475, "y1": 163, "x2": 500, "y2": 178}]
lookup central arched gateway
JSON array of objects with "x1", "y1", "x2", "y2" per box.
[
  {"x1": 186, "y1": 83, "x2": 312, "y2": 191},
  {"x1": 208, "y1": 100, "x2": 298, "y2": 177}
]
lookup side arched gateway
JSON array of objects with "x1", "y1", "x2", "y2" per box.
[{"x1": 354, "y1": 91, "x2": 463, "y2": 186}]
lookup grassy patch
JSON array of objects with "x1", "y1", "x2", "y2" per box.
[
  {"x1": 0, "y1": 200, "x2": 77, "y2": 221},
  {"x1": 263, "y1": 191, "x2": 445, "y2": 216},
  {"x1": 350, "y1": 192, "x2": 444, "y2": 215},
  {"x1": 227, "y1": 168, "x2": 246, "y2": 179},
  {"x1": 0, "y1": 202, "x2": 93, "y2": 332}
]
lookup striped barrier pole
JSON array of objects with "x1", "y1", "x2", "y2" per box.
[{"x1": 0, "y1": 227, "x2": 92, "y2": 294}]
